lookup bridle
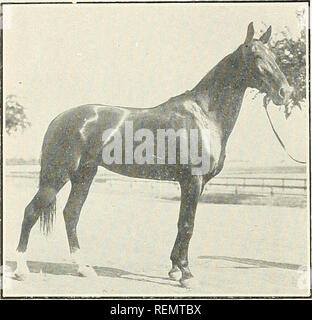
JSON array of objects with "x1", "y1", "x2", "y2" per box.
[{"x1": 263, "y1": 96, "x2": 306, "y2": 165}]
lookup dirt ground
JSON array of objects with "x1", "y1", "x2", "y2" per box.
[{"x1": 3, "y1": 175, "x2": 310, "y2": 297}]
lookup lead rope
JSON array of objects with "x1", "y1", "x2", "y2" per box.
[{"x1": 263, "y1": 97, "x2": 306, "y2": 164}]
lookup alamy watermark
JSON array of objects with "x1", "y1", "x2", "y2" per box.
[{"x1": 102, "y1": 121, "x2": 211, "y2": 175}]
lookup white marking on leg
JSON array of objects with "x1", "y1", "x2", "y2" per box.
[
  {"x1": 15, "y1": 252, "x2": 29, "y2": 279},
  {"x1": 71, "y1": 249, "x2": 85, "y2": 265},
  {"x1": 71, "y1": 250, "x2": 97, "y2": 278}
]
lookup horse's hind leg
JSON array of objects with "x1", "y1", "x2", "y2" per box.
[
  {"x1": 63, "y1": 165, "x2": 97, "y2": 277},
  {"x1": 15, "y1": 183, "x2": 65, "y2": 280}
]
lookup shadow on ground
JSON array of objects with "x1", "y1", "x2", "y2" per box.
[
  {"x1": 166, "y1": 192, "x2": 306, "y2": 208},
  {"x1": 6, "y1": 260, "x2": 182, "y2": 289},
  {"x1": 7, "y1": 255, "x2": 302, "y2": 286},
  {"x1": 198, "y1": 256, "x2": 302, "y2": 270}
]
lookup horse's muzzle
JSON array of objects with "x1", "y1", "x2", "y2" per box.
[
  {"x1": 271, "y1": 84, "x2": 293, "y2": 106},
  {"x1": 275, "y1": 85, "x2": 293, "y2": 106}
]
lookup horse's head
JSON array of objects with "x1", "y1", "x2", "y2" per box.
[{"x1": 242, "y1": 22, "x2": 293, "y2": 106}]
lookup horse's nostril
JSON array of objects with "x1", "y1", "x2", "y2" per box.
[{"x1": 279, "y1": 88, "x2": 285, "y2": 99}]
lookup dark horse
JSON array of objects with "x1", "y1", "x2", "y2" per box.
[{"x1": 15, "y1": 23, "x2": 292, "y2": 288}]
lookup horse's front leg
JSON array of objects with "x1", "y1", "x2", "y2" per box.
[{"x1": 169, "y1": 175, "x2": 202, "y2": 288}]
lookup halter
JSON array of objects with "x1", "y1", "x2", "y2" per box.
[{"x1": 263, "y1": 96, "x2": 306, "y2": 165}]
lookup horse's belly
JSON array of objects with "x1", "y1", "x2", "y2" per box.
[{"x1": 100, "y1": 163, "x2": 188, "y2": 182}]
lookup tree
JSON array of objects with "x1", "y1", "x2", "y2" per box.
[
  {"x1": 262, "y1": 8, "x2": 307, "y2": 118},
  {"x1": 5, "y1": 95, "x2": 31, "y2": 135}
]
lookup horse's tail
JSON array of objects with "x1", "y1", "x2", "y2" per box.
[
  {"x1": 37, "y1": 112, "x2": 70, "y2": 236},
  {"x1": 39, "y1": 155, "x2": 58, "y2": 236},
  {"x1": 39, "y1": 196, "x2": 56, "y2": 236}
]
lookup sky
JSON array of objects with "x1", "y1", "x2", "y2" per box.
[{"x1": 3, "y1": 2, "x2": 308, "y2": 167}]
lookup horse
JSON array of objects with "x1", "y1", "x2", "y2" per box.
[{"x1": 14, "y1": 23, "x2": 293, "y2": 289}]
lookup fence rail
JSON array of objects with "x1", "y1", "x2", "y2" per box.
[
  {"x1": 207, "y1": 176, "x2": 307, "y2": 196},
  {"x1": 98, "y1": 175, "x2": 307, "y2": 196}
]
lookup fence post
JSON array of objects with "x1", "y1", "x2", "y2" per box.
[{"x1": 234, "y1": 186, "x2": 238, "y2": 204}]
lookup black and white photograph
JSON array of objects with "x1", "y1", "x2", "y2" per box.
[{"x1": 1, "y1": 1, "x2": 310, "y2": 298}]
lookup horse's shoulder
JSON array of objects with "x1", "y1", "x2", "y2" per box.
[{"x1": 177, "y1": 99, "x2": 210, "y2": 128}]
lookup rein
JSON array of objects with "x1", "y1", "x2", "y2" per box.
[{"x1": 263, "y1": 97, "x2": 306, "y2": 165}]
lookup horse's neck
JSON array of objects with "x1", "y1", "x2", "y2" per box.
[{"x1": 191, "y1": 48, "x2": 248, "y2": 141}]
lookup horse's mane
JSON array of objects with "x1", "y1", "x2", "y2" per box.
[{"x1": 192, "y1": 47, "x2": 242, "y2": 93}]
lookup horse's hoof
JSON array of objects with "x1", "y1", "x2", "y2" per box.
[
  {"x1": 180, "y1": 277, "x2": 198, "y2": 289},
  {"x1": 14, "y1": 264, "x2": 30, "y2": 281},
  {"x1": 168, "y1": 270, "x2": 181, "y2": 281},
  {"x1": 14, "y1": 270, "x2": 29, "y2": 281},
  {"x1": 77, "y1": 265, "x2": 97, "y2": 278}
]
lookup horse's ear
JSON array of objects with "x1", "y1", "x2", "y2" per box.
[
  {"x1": 244, "y1": 22, "x2": 254, "y2": 45},
  {"x1": 259, "y1": 26, "x2": 272, "y2": 44}
]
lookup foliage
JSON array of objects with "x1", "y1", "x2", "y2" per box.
[
  {"x1": 5, "y1": 95, "x2": 31, "y2": 135},
  {"x1": 262, "y1": 9, "x2": 307, "y2": 118},
  {"x1": 269, "y1": 31, "x2": 306, "y2": 118}
]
